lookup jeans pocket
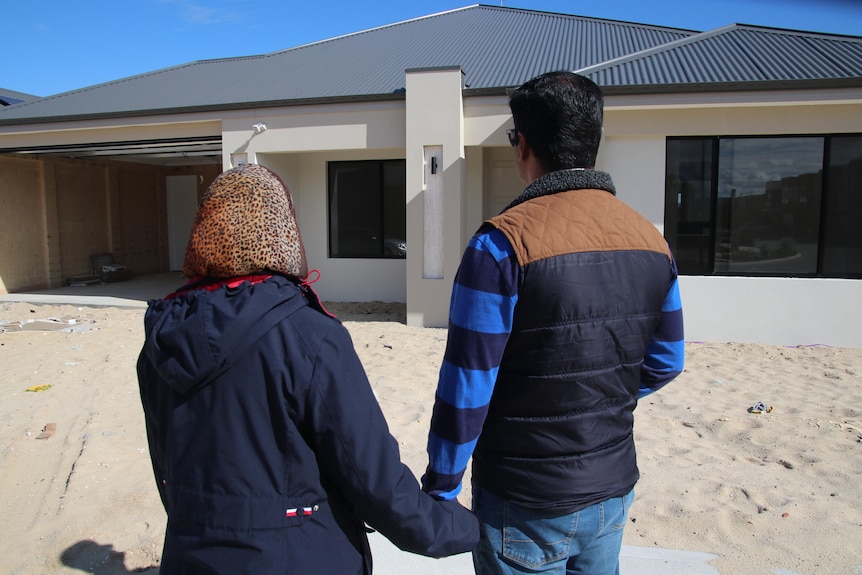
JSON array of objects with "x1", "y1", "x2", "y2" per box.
[
  {"x1": 610, "y1": 489, "x2": 635, "y2": 531},
  {"x1": 501, "y1": 502, "x2": 577, "y2": 570}
]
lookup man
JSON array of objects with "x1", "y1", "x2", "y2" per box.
[{"x1": 422, "y1": 71, "x2": 684, "y2": 574}]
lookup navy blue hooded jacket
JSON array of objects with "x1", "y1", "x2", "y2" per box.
[{"x1": 137, "y1": 274, "x2": 478, "y2": 574}]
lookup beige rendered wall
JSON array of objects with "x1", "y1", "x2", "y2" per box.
[
  {"x1": 601, "y1": 95, "x2": 862, "y2": 347},
  {"x1": 223, "y1": 95, "x2": 465, "y2": 310},
  {"x1": 221, "y1": 101, "x2": 406, "y2": 165},
  {"x1": 0, "y1": 117, "x2": 221, "y2": 149},
  {"x1": 461, "y1": 90, "x2": 862, "y2": 347},
  {"x1": 224, "y1": 99, "x2": 410, "y2": 303},
  {"x1": 261, "y1": 149, "x2": 409, "y2": 303},
  {"x1": 405, "y1": 67, "x2": 466, "y2": 327}
]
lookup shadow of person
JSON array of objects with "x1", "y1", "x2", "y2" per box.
[{"x1": 60, "y1": 540, "x2": 158, "y2": 574}]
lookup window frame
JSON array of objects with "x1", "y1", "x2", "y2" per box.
[
  {"x1": 665, "y1": 133, "x2": 862, "y2": 279},
  {"x1": 327, "y1": 159, "x2": 407, "y2": 260}
]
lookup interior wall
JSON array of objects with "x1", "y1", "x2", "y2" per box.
[
  {"x1": 0, "y1": 156, "x2": 48, "y2": 292},
  {"x1": 54, "y1": 161, "x2": 111, "y2": 278},
  {"x1": 117, "y1": 164, "x2": 164, "y2": 274}
]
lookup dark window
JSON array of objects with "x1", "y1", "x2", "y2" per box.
[
  {"x1": 822, "y1": 136, "x2": 862, "y2": 277},
  {"x1": 665, "y1": 135, "x2": 862, "y2": 279},
  {"x1": 665, "y1": 138, "x2": 715, "y2": 274},
  {"x1": 328, "y1": 160, "x2": 406, "y2": 259}
]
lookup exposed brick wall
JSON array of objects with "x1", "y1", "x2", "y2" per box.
[
  {"x1": 55, "y1": 160, "x2": 111, "y2": 277},
  {"x1": 0, "y1": 154, "x2": 222, "y2": 294},
  {"x1": 117, "y1": 164, "x2": 163, "y2": 274},
  {"x1": 0, "y1": 156, "x2": 49, "y2": 292}
]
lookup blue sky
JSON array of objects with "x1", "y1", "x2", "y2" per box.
[{"x1": 3, "y1": 0, "x2": 860, "y2": 97}]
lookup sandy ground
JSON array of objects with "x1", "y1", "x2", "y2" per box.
[{"x1": 1, "y1": 300, "x2": 860, "y2": 574}]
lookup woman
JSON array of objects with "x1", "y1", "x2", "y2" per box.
[{"x1": 137, "y1": 164, "x2": 477, "y2": 574}]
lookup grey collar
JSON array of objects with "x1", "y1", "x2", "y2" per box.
[{"x1": 502, "y1": 169, "x2": 616, "y2": 213}]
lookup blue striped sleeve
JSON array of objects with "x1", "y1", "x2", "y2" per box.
[
  {"x1": 639, "y1": 272, "x2": 685, "y2": 399},
  {"x1": 422, "y1": 229, "x2": 517, "y2": 500}
]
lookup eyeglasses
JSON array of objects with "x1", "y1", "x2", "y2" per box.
[{"x1": 506, "y1": 128, "x2": 519, "y2": 147}]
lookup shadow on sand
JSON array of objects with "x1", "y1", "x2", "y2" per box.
[{"x1": 60, "y1": 540, "x2": 158, "y2": 574}]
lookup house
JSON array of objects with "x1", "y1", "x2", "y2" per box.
[{"x1": 1, "y1": 5, "x2": 860, "y2": 346}]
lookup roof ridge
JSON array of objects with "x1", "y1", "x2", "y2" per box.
[
  {"x1": 2, "y1": 8, "x2": 490, "y2": 105},
  {"x1": 575, "y1": 24, "x2": 737, "y2": 76},
  {"x1": 3, "y1": 8, "x2": 858, "y2": 123},
  {"x1": 730, "y1": 22, "x2": 862, "y2": 41},
  {"x1": 260, "y1": 4, "x2": 699, "y2": 59},
  {"x1": 474, "y1": 3, "x2": 700, "y2": 34},
  {"x1": 576, "y1": 22, "x2": 862, "y2": 78},
  {"x1": 262, "y1": 5, "x2": 482, "y2": 57}
]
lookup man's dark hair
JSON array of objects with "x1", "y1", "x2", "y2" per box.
[{"x1": 509, "y1": 71, "x2": 604, "y2": 171}]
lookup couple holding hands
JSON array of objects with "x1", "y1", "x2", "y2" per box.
[{"x1": 137, "y1": 71, "x2": 684, "y2": 575}]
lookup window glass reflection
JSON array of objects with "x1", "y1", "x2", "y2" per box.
[
  {"x1": 715, "y1": 137, "x2": 823, "y2": 274},
  {"x1": 823, "y1": 136, "x2": 862, "y2": 277}
]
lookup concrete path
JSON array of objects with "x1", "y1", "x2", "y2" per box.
[{"x1": 370, "y1": 532, "x2": 722, "y2": 574}]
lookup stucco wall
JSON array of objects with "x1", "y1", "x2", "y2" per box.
[
  {"x1": 261, "y1": 150, "x2": 409, "y2": 303},
  {"x1": 2, "y1": 88, "x2": 860, "y2": 346},
  {"x1": 405, "y1": 68, "x2": 466, "y2": 327},
  {"x1": 461, "y1": 93, "x2": 862, "y2": 347},
  {"x1": 221, "y1": 100, "x2": 410, "y2": 302},
  {"x1": 600, "y1": 96, "x2": 862, "y2": 348},
  {"x1": 598, "y1": 135, "x2": 666, "y2": 230},
  {"x1": 681, "y1": 276, "x2": 862, "y2": 348}
]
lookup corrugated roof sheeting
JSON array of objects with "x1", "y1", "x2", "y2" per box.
[
  {"x1": 586, "y1": 25, "x2": 862, "y2": 87},
  {"x1": 2, "y1": 9, "x2": 860, "y2": 123},
  {"x1": 0, "y1": 6, "x2": 694, "y2": 122},
  {"x1": 0, "y1": 87, "x2": 39, "y2": 106}
]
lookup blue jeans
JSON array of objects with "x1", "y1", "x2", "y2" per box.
[{"x1": 472, "y1": 484, "x2": 634, "y2": 575}]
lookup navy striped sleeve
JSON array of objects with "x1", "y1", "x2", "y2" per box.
[
  {"x1": 422, "y1": 229, "x2": 517, "y2": 500},
  {"x1": 639, "y1": 266, "x2": 685, "y2": 398}
]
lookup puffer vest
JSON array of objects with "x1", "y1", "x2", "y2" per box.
[{"x1": 472, "y1": 169, "x2": 673, "y2": 512}]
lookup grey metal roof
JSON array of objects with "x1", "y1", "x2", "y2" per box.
[
  {"x1": 580, "y1": 24, "x2": 862, "y2": 90},
  {"x1": 0, "y1": 87, "x2": 39, "y2": 106},
  {"x1": 0, "y1": 5, "x2": 694, "y2": 124},
  {"x1": 1, "y1": 6, "x2": 859, "y2": 126}
]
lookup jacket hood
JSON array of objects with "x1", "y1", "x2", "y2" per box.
[{"x1": 141, "y1": 275, "x2": 308, "y2": 394}]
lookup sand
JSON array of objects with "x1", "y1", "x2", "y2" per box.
[{"x1": 1, "y1": 300, "x2": 860, "y2": 574}]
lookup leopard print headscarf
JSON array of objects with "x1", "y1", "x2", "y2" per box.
[{"x1": 183, "y1": 164, "x2": 308, "y2": 279}]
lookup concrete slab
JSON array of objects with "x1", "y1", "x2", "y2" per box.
[
  {"x1": 369, "y1": 532, "x2": 721, "y2": 574},
  {"x1": 0, "y1": 273, "x2": 185, "y2": 309},
  {"x1": 620, "y1": 545, "x2": 720, "y2": 574}
]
